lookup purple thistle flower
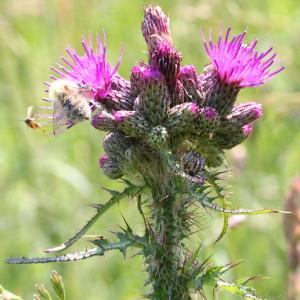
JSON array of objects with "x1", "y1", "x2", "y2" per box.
[
  {"x1": 201, "y1": 107, "x2": 218, "y2": 119},
  {"x1": 51, "y1": 34, "x2": 121, "y2": 101},
  {"x1": 202, "y1": 28, "x2": 284, "y2": 87}
]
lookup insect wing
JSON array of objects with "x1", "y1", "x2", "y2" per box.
[{"x1": 52, "y1": 100, "x2": 74, "y2": 135}]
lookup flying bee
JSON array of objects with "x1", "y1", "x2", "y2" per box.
[
  {"x1": 24, "y1": 106, "x2": 41, "y2": 129},
  {"x1": 46, "y1": 79, "x2": 95, "y2": 135}
]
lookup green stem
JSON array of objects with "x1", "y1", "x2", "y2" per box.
[{"x1": 138, "y1": 151, "x2": 191, "y2": 300}]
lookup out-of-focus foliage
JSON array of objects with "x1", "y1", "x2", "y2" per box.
[{"x1": 0, "y1": 0, "x2": 299, "y2": 299}]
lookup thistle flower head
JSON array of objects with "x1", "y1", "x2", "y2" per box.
[
  {"x1": 202, "y1": 28, "x2": 284, "y2": 87},
  {"x1": 51, "y1": 35, "x2": 120, "y2": 101}
]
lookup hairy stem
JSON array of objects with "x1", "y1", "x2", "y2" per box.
[{"x1": 138, "y1": 151, "x2": 191, "y2": 300}]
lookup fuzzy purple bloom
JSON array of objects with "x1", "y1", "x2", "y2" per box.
[
  {"x1": 201, "y1": 107, "x2": 218, "y2": 119},
  {"x1": 202, "y1": 28, "x2": 284, "y2": 87},
  {"x1": 51, "y1": 35, "x2": 121, "y2": 101},
  {"x1": 179, "y1": 65, "x2": 197, "y2": 79},
  {"x1": 142, "y1": 67, "x2": 163, "y2": 81}
]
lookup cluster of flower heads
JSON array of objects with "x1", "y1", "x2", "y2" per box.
[{"x1": 44, "y1": 6, "x2": 283, "y2": 182}]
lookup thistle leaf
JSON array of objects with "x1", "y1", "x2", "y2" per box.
[
  {"x1": 44, "y1": 183, "x2": 144, "y2": 253},
  {"x1": 196, "y1": 194, "x2": 288, "y2": 215},
  {"x1": 6, "y1": 248, "x2": 103, "y2": 264},
  {"x1": 216, "y1": 280, "x2": 264, "y2": 300}
]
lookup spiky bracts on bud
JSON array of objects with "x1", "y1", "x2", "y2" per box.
[
  {"x1": 179, "y1": 65, "x2": 204, "y2": 103},
  {"x1": 103, "y1": 131, "x2": 134, "y2": 160},
  {"x1": 101, "y1": 75, "x2": 134, "y2": 111},
  {"x1": 142, "y1": 5, "x2": 172, "y2": 52},
  {"x1": 99, "y1": 154, "x2": 123, "y2": 179},
  {"x1": 214, "y1": 123, "x2": 254, "y2": 149},
  {"x1": 150, "y1": 41, "x2": 182, "y2": 86},
  {"x1": 134, "y1": 68, "x2": 170, "y2": 124}
]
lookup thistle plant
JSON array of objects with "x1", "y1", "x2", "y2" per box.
[{"x1": 7, "y1": 5, "x2": 285, "y2": 300}]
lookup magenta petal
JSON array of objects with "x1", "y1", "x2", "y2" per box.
[{"x1": 202, "y1": 28, "x2": 284, "y2": 87}]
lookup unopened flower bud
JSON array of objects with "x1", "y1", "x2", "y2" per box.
[
  {"x1": 137, "y1": 68, "x2": 170, "y2": 124},
  {"x1": 214, "y1": 123, "x2": 253, "y2": 149},
  {"x1": 113, "y1": 110, "x2": 150, "y2": 137},
  {"x1": 166, "y1": 102, "x2": 200, "y2": 133},
  {"x1": 103, "y1": 131, "x2": 134, "y2": 160},
  {"x1": 35, "y1": 284, "x2": 52, "y2": 300},
  {"x1": 179, "y1": 65, "x2": 204, "y2": 104},
  {"x1": 142, "y1": 5, "x2": 172, "y2": 52},
  {"x1": 130, "y1": 64, "x2": 148, "y2": 97},
  {"x1": 150, "y1": 41, "x2": 182, "y2": 86},
  {"x1": 181, "y1": 151, "x2": 205, "y2": 176},
  {"x1": 99, "y1": 154, "x2": 124, "y2": 179},
  {"x1": 226, "y1": 102, "x2": 263, "y2": 126},
  {"x1": 91, "y1": 111, "x2": 117, "y2": 131},
  {"x1": 194, "y1": 107, "x2": 219, "y2": 137},
  {"x1": 50, "y1": 271, "x2": 65, "y2": 300},
  {"x1": 146, "y1": 126, "x2": 169, "y2": 147},
  {"x1": 102, "y1": 75, "x2": 134, "y2": 111}
]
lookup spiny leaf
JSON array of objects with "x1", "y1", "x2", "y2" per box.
[
  {"x1": 6, "y1": 248, "x2": 103, "y2": 264},
  {"x1": 6, "y1": 232, "x2": 146, "y2": 264},
  {"x1": 216, "y1": 280, "x2": 264, "y2": 300},
  {"x1": 44, "y1": 183, "x2": 144, "y2": 253},
  {"x1": 197, "y1": 194, "x2": 289, "y2": 215},
  {"x1": 92, "y1": 231, "x2": 146, "y2": 258}
]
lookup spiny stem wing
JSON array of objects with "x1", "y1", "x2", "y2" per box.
[
  {"x1": 7, "y1": 232, "x2": 146, "y2": 264},
  {"x1": 6, "y1": 248, "x2": 102, "y2": 264},
  {"x1": 195, "y1": 193, "x2": 289, "y2": 215}
]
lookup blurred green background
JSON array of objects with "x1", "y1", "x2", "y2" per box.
[{"x1": 0, "y1": 0, "x2": 299, "y2": 299}]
